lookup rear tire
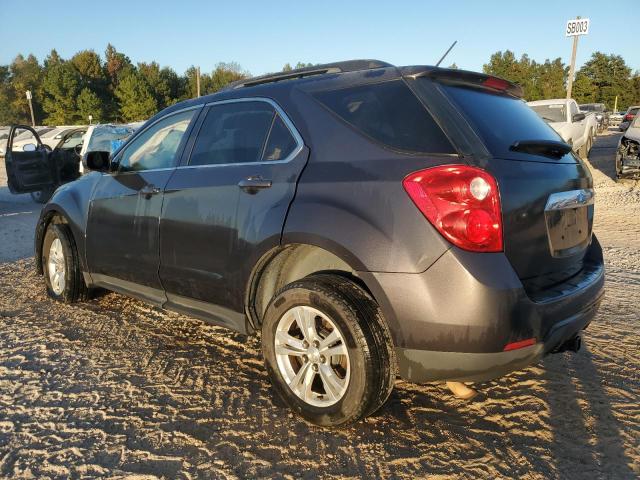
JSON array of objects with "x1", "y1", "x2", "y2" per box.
[
  {"x1": 42, "y1": 223, "x2": 90, "y2": 303},
  {"x1": 261, "y1": 274, "x2": 395, "y2": 427}
]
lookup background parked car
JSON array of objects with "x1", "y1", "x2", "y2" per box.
[
  {"x1": 609, "y1": 111, "x2": 625, "y2": 127},
  {"x1": 11, "y1": 126, "x2": 87, "y2": 152},
  {"x1": 579, "y1": 103, "x2": 609, "y2": 132},
  {"x1": 527, "y1": 98, "x2": 597, "y2": 157},
  {"x1": 619, "y1": 106, "x2": 639, "y2": 131},
  {"x1": 78, "y1": 123, "x2": 142, "y2": 174},
  {"x1": 4, "y1": 125, "x2": 87, "y2": 203},
  {"x1": 616, "y1": 114, "x2": 640, "y2": 179},
  {"x1": 0, "y1": 126, "x2": 53, "y2": 158}
]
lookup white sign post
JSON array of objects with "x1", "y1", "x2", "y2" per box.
[{"x1": 565, "y1": 17, "x2": 590, "y2": 99}]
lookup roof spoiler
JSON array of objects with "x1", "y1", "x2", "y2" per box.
[
  {"x1": 405, "y1": 67, "x2": 524, "y2": 98},
  {"x1": 224, "y1": 59, "x2": 394, "y2": 90}
]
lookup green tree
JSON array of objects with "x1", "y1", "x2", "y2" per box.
[
  {"x1": 138, "y1": 61, "x2": 183, "y2": 109},
  {"x1": 104, "y1": 44, "x2": 133, "y2": 119},
  {"x1": 209, "y1": 62, "x2": 247, "y2": 93},
  {"x1": 160, "y1": 66, "x2": 185, "y2": 105},
  {"x1": 572, "y1": 72, "x2": 597, "y2": 104},
  {"x1": 0, "y1": 65, "x2": 15, "y2": 125},
  {"x1": 535, "y1": 58, "x2": 567, "y2": 100},
  {"x1": 484, "y1": 50, "x2": 567, "y2": 100},
  {"x1": 8, "y1": 54, "x2": 43, "y2": 124},
  {"x1": 41, "y1": 61, "x2": 81, "y2": 124},
  {"x1": 577, "y1": 52, "x2": 632, "y2": 109},
  {"x1": 71, "y1": 50, "x2": 104, "y2": 84},
  {"x1": 104, "y1": 44, "x2": 132, "y2": 87},
  {"x1": 282, "y1": 62, "x2": 314, "y2": 72},
  {"x1": 114, "y1": 70, "x2": 157, "y2": 121},
  {"x1": 43, "y1": 49, "x2": 62, "y2": 69},
  {"x1": 77, "y1": 87, "x2": 104, "y2": 122}
]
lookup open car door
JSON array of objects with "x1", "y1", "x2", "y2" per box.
[{"x1": 4, "y1": 125, "x2": 57, "y2": 194}]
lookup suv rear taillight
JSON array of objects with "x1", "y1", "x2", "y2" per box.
[
  {"x1": 403, "y1": 165, "x2": 503, "y2": 252},
  {"x1": 624, "y1": 113, "x2": 635, "y2": 121}
]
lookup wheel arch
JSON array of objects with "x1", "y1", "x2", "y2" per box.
[
  {"x1": 35, "y1": 209, "x2": 70, "y2": 275},
  {"x1": 245, "y1": 242, "x2": 379, "y2": 330}
]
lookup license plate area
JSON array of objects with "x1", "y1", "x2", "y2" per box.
[{"x1": 545, "y1": 189, "x2": 594, "y2": 258}]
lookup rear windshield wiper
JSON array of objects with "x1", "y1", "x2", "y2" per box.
[{"x1": 509, "y1": 140, "x2": 572, "y2": 159}]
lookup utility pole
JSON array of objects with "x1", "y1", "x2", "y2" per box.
[
  {"x1": 25, "y1": 90, "x2": 35, "y2": 127},
  {"x1": 196, "y1": 66, "x2": 201, "y2": 98},
  {"x1": 614, "y1": 95, "x2": 618, "y2": 113},
  {"x1": 565, "y1": 16, "x2": 590, "y2": 99},
  {"x1": 566, "y1": 25, "x2": 579, "y2": 99}
]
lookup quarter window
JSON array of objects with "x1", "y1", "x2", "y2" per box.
[
  {"x1": 313, "y1": 80, "x2": 455, "y2": 154},
  {"x1": 262, "y1": 115, "x2": 298, "y2": 161},
  {"x1": 190, "y1": 101, "x2": 276, "y2": 166},
  {"x1": 118, "y1": 109, "x2": 196, "y2": 172}
]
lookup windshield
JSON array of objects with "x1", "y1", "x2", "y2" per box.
[{"x1": 529, "y1": 104, "x2": 567, "y2": 123}]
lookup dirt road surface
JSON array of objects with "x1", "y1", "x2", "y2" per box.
[{"x1": 0, "y1": 135, "x2": 638, "y2": 479}]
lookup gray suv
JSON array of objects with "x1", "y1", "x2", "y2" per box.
[{"x1": 4, "y1": 60, "x2": 604, "y2": 427}]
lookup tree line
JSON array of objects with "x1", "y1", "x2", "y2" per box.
[
  {"x1": 0, "y1": 42, "x2": 315, "y2": 126},
  {"x1": 483, "y1": 50, "x2": 640, "y2": 109},
  {"x1": 1, "y1": 44, "x2": 638, "y2": 126}
]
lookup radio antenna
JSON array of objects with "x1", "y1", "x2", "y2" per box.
[{"x1": 435, "y1": 40, "x2": 458, "y2": 67}]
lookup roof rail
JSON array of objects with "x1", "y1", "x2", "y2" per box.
[{"x1": 224, "y1": 59, "x2": 393, "y2": 90}]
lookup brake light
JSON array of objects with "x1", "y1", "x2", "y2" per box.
[
  {"x1": 403, "y1": 165, "x2": 503, "y2": 252},
  {"x1": 624, "y1": 113, "x2": 635, "y2": 121},
  {"x1": 482, "y1": 77, "x2": 510, "y2": 92}
]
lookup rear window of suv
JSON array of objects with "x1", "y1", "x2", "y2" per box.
[
  {"x1": 313, "y1": 80, "x2": 455, "y2": 154},
  {"x1": 442, "y1": 85, "x2": 564, "y2": 159}
]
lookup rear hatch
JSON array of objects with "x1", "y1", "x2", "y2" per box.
[{"x1": 410, "y1": 71, "x2": 594, "y2": 295}]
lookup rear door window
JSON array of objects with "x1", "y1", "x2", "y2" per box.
[
  {"x1": 441, "y1": 85, "x2": 571, "y2": 161},
  {"x1": 190, "y1": 101, "x2": 275, "y2": 166},
  {"x1": 313, "y1": 80, "x2": 455, "y2": 154}
]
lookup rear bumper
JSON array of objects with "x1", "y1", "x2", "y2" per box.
[{"x1": 358, "y1": 236, "x2": 604, "y2": 383}]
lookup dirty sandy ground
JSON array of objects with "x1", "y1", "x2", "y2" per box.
[{"x1": 0, "y1": 135, "x2": 638, "y2": 479}]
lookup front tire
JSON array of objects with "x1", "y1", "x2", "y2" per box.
[
  {"x1": 42, "y1": 223, "x2": 90, "y2": 303},
  {"x1": 261, "y1": 274, "x2": 395, "y2": 427}
]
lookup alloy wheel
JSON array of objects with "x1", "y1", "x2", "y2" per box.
[
  {"x1": 47, "y1": 238, "x2": 66, "y2": 295},
  {"x1": 274, "y1": 305, "x2": 350, "y2": 407}
]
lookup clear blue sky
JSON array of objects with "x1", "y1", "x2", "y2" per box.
[{"x1": 1, "y1": 0, "x2": 638, "y2": 76}]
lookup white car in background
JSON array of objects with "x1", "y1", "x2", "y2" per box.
[
  {"x1": 78, "y1": 123, "x2": 142, "y2": 174},
  {"x1": 12, "y1": 126, "x2": 89, "y2": 152},
  {"x1": 527, "y1": 98, "x2": 598, "y2": 157},
  {"x1": 0, "y1": 126, "x2": 54, "y2": 157}
]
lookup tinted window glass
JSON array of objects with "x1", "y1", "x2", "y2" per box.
[
  {"x1": 314, "y1": 80, "x2": 454, "y2": 153},
  {"x1": 262, "y1": 115, "x2": 298, "y2": 161},
  {"x1": 190, "y1": 102, "x2": 275, "y2": 166},
  {"x1": 442, "y1": 85, "x2": 563, "y2": 157},
  {"x1": 118, "y1": 109, "x2": 195, "y2": 172}
]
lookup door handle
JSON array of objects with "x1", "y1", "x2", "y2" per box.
[
  {"x1": 140, "y1": 184, "x2": 161, "y2": 199},
  {"x1": 238, "y1": 175, "x2": 272, "y2": 194}
]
